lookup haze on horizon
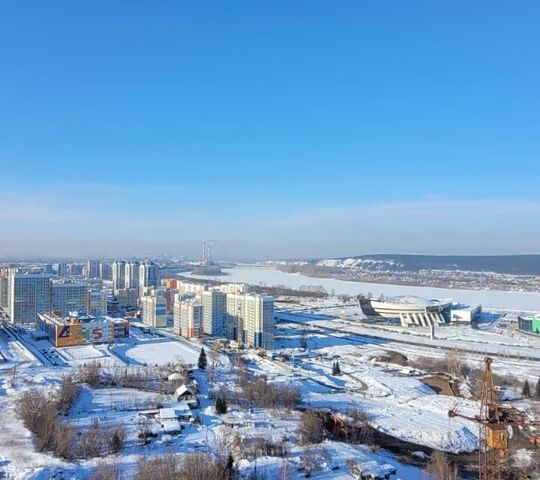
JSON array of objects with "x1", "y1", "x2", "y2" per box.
[{"x1": 1, "y1": 2, "x2": 539, "y2": 260}]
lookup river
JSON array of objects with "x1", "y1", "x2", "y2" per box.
[{"x1": 185, "y1": 265, "x2": 540, "y2": 311}]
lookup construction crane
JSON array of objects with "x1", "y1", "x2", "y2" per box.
[{"x1": 449, "y1": 357, "x2": 540, "y2": 479}]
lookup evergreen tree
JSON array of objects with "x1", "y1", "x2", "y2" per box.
[
  {"x1": 215, "y1": 396, "x2": 228, "y2": 414},
  {"x1": 198, "y1": 347, "x2": 207, "y2": 370},
  {"x1": 332, "y1": 361, "x2": 341, "y2": 376},
  {"x1": 522, "y1": 379, "x2": 531, "y2": 398},
  {"x1": 535, "y1": 376, "x2": 540, "y2": 400}
]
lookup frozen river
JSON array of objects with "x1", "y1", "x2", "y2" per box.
[{"x1": 186, "y1": 265, "x2": 540, "y2": 311}]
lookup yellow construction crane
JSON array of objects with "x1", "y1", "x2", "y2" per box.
[{"x1": 449, "y1": 357, "x2": 540, "y2": 479}]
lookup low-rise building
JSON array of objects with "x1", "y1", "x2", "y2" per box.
[
  {"x1": 518, "y1": 314, "x2": 540, "y2": 336},
  {"x1": 37, "y1": 312, "x2": 129, "y2": 347}
]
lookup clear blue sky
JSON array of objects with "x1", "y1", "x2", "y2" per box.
[{"x1": 1, "y1": 1, "x2": 539, "y2": 259}]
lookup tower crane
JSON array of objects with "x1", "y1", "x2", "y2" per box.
[{"x1": 448, "y1": 357, "x2": 540, "y2": 480}]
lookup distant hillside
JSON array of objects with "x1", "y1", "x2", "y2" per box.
[{"x1": 339, "y1": 254, "x2": 540, "y2": 275}]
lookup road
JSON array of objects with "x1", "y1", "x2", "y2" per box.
[{"x1": 276, "y1": 311, "x2": 540, "y2": 364}]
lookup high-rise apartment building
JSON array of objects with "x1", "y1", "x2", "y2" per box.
[
  {"x1": 141, "y1": 293, "x2": 167, "y2": 328},
  {"x1": 57, "y1": 263, "x2": 67, "y2": 276},
  {"x1": 87, "y1": 291, "x2": 108, "y2": 317},
  {"x1": 174, "y1": 299, "x2": 203, "y2": 338},
  {"x1": 225, "y1": 292, "x2": 274, "y2": 349},
  {"x1": 51, "y1": 282, "x2": 88, "y2": 316},
  {"x1": 8, "y1": 273, "x2": 52, "y2": 324},
  {"x1": 116, "y1": 288, "x2": 139, "y2": 308},
  {"x1": 139, "y1": 261, "x2": 159, "y2": 296},
  {"x1": 201, "y1": 289, "x2": 226, "y2": 336},
  {"x1": 99, "y1": 262, "x2": 112, "y2": 280},
  {"x1": 86, "y1": 260, "x2": 100, "y2": 279},
  {"x1": 125, "y1": 261, "x2": 140, "y2": 290},
  {"x1": 0, "y1": 274, "x2": 11, "y2": 310},
  {"x1": 112, "y1": 261, "x2": 127, "y2": 295}
]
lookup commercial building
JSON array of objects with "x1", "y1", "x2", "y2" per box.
[
  {"x1": 8, "y1": 273, "x2": 52, "y2": 324},
  {"x1": 174, "y1": 300, "x2": 203, "y2": 338},
  {"x1": 37, "y1": 312, "x2": 129, "y2": 347},
  {"x1": 518, "y1": 314, "x2": 540, "y2": 336},
  {"x1": 51, "y1": 282, "x2": 88, "y2": 316},
  {"x1": 449, "y1": 304, "x2": 482, "y2": 324},
  {"x1": 359, "y1": 295, "x2": 452, "y2": 327},
  {"x1": 201, "y1": 290, "x2": 226, "y2": 336},
  {"x1": 141, "y1": 293, "x2": 167, "y2": 328}
]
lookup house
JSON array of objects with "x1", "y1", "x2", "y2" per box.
[
  {"x1": 175, "y1": 401, "x2": 193, "y2": 421},
  {"x1": 167, "y1": 372, "x2": 184, "y2": 388},
  {"x1": 174, "y1": 384, "x2": 198, "y2": 408},
  {"x1": 158, "y1": 408, "x2": 181, "y2": 434}
]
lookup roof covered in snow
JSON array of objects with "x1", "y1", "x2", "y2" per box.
[{"x1": 385, "y1": 295, "x2": 451, "y2": 307}]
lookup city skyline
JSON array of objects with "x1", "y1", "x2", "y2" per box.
[{"x1": 1, "y1": 1, "x2": 539, "y2": 258}]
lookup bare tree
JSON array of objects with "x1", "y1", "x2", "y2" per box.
[
  {"x1": 137, "y1": 416, "x2": 154, "y2": 444},
  {"x1": 135, "y1": 454, "x2": 179, "y2": 480},
  {"x1": 104, "y1": 424, "x2": 126, "y2": 454},
  {"x1": 427, "y1": 451, "x2": 458, "y2": 480},
  {"x1": 56, "y1": 374, "x2": 81, "y2": 415},
  {"x1": 177, "y1": 452, "x2": 228, "y2": 480},
  {"x1": 91, "y1": 459, "x2": 121, "y2": 480},
  {"x1": 76, "y1": 361, "x2": 103, "y2": 388},
  {"x1": 297, "y1": 410, "x2": 324, "y2": 445},
  {"x1": 78, "y1": 418, "x2": 107, "y2": 459}
]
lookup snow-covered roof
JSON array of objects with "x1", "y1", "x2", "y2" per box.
[
  {"x1": 385, "y1": 295, "x2": 451, "y2": 307},
  {"x1": 168, "y1": 372, "x2": 183, "y2": 381},
  {"x1": 159, "y1": 408, "x2": 177, "y2": 420},
  {"x1": 175, "y1": 401, "x2": 191, "y2": 413},
  {"x1": 174, "y1": 385, "x2": 194, "y2": 397},
  {"x1": 160, "y1": 419, "x2": 181, "y2": 433}
]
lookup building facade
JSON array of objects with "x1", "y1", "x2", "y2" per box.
[
  {"x1": 112, "y1": 261, "x2": 127, "y2": 294},
  {"x1": 174, "y1": 300, "x2": 203, "y2": 338},
  {"x1": 51, "y1": 282, "x2": 88, "y2": 316},
  {"x1": 86, "y1": 260, "x2": 100, "y2": 279},
  {"x1": 225, "y1": 292, "x2": 274, "y2": 349},
  {"x1": 87, "y1": 291, "x2": 108, "y2": 317},
  {"x1": 125, "y1": 261, "x2": 141, "y2": 290},
  {"x1": 518, "y1": 314, "x2": 540, "y2": 336},
  {"x1": 8, "y1": 274, "x2": 52, "y2": 324},
  {"x1": 201, "y1": 290, "x2": 226, "y2": 336},
  {"x1": 141, "y1": 294, "x2": 167, "y2": 328},
  {"x1": 37, "y1": 312, "x2": 129, "y2": 347}
]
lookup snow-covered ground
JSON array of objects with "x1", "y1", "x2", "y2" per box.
[{"x1": 187, "y1": 266, "x2": 540, "y2": 311}]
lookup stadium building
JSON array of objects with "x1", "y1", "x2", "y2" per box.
[{"x1": 359, "y1": 295, "x2": 452, "y2": 327}]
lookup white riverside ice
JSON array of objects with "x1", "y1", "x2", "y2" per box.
[{"x1": 186, "y1": 266, "x2": 540, "y2": 311}]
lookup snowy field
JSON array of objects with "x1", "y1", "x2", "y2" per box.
[
  {"x1": 187, "y1": 266, "x2": 540, "y2": 311},
  {"x1": 110, "y1": 328, "x2": 228, "y2": 367}
]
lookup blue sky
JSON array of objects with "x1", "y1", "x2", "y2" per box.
[{"x1": 1, "y1": 1, "x2": 539, "y2": 258}]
